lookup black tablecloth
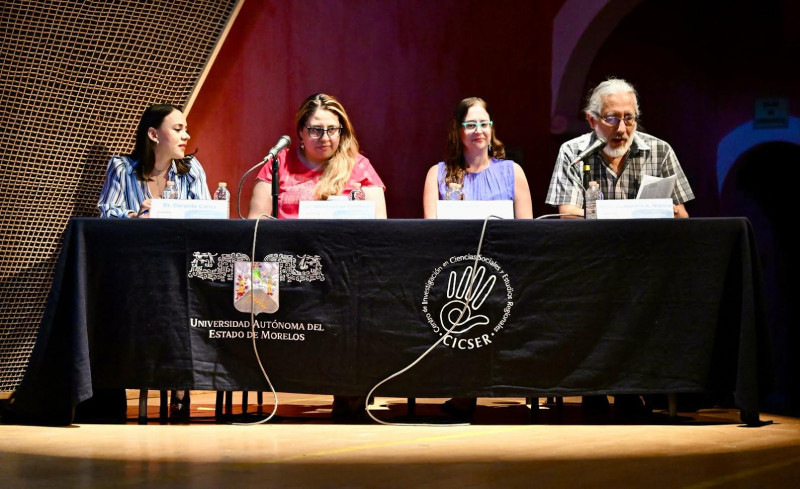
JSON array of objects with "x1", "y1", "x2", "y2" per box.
[{"x1": 5, "y1": 217, "x2": 770, "y2": 425}]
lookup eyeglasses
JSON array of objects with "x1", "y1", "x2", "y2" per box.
[
  {"x1": 461, "y1": 120, "x2": 493, "y2": 132},
  {"x1": 595, "y1": 114, "x2": 637, "y2": 127},
  {"x1": 305, "y1": 126, "x2": 343, "y2": 139}
]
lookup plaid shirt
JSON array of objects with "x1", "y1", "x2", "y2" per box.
[{"x1": 545, "y1": 131, "x2": 694, "y2": 208}]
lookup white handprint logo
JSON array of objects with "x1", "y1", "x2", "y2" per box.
[
  {"x1": 439, "y1": 265, "x2": 497, "y2": 334},
  {"x1": 421, "y1": 254, "x2": 514, "y2": 349}
]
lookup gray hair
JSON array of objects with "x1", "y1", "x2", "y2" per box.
[{"x1": 584, "y1": 78, "x2": 640, "y2": 116}]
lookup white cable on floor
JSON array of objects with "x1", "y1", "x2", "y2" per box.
[{"x1": 364, "y1": 215, "x2": 503, "y2": 426}]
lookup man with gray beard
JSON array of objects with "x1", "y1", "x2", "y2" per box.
[
  {"x1": 545, "y1": 78, "x2": 694, "y2": 218},
  {"x1": 545, "y1": 78, "x2": 696, "y2": 415}
]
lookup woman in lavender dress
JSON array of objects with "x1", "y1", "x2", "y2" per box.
[{"x1": 422, "y1": 97, "x2": 532, "y2": 219}]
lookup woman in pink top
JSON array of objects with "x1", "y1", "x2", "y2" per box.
[
  {"x1": 248, "y1": 93, "x2": 386, "y2": 219},
  {"x1": 248, "y1": 94, "x2": 385, "y2": 420}
]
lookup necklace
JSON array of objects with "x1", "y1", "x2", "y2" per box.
[
  {"x1": 147, "y1": 173, "x2": 167, "y2": 197},
  {"x1": 151, "y1": 163, "x2": 170, "y2": 176}
]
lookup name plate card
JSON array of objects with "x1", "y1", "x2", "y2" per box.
[
  {"x1": 298, "y1": 200, "x2": 376, "y2": 219},
  {"x1": 436, "y1": 200, "x2": 514, "y2": 220},
  {"x1": 596, "y1": 199, "x2": 673, "y2": 219},
  {"x1": 149, "y1": 199, "x2": 228, "y2": 219}
]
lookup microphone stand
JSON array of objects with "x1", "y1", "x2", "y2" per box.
[
  {"x1": 236, "y1": 136, "x2": 290, "y2": 219},
  {"x1": 271, "y1": 157, "x2": 279, "y2": 218},
  {"x1": 570, "y1": 136, "x2": 605, "y2": 218}
]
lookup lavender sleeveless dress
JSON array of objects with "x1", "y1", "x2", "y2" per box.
[{"x1": 436, "y1": 158, "x2": 515, "y2": 200}]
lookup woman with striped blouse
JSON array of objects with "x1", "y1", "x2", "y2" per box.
[{"x1": 97, "y1": 103, "x2": 211, "y2": 218}]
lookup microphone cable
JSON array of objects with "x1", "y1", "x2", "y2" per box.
[
  {"x1": 237, "y1": 136, "x2": 291, "y2": 218},
  {"x1": 233, "y1": 213, "x2": 279, "y2": 426},
  {"x1": 236, "y1": 157, "x2": 271, "y2": 219},
  {"x1": 364, "y1": 214, "x2": 504, "y2": 426},
  {"x1": 535, "y1": 213, "x2": 583, "y2": 219}
]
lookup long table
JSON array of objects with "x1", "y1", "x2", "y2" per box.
[{"x1": 6, "y1": 217, "x2": 770, "y2": 425}]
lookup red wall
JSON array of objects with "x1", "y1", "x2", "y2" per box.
[
  {"x1": 189, "y1": 0, "x2": 561, "y2": 218},
  {"x1": 190, "y1": 0, "x2": 799, "y2": 220}
]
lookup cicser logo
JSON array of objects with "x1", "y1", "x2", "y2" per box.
[{"x1": 421, "y1": 255, "x2": 514, "y2": 350}]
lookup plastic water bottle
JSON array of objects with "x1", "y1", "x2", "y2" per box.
[
  {"x1": 162, "y1": 181, "x2": 179, "y2": 199},
  {"x1": 349, "y1": 182, "x2": 366, "y2": 201},
  {"x1": 214, "y1": 182, "x2": 230, "y2": 218},
  {"x1": 444, "y1": 182, "x2": 465, "y2": 201},
  {"x1": 585, "y1": 181, "x2": 603, "y2": 219}
]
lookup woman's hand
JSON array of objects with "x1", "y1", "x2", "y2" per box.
[{"x1": 135, "y1": 198, "x2": 153, "y2": 218}]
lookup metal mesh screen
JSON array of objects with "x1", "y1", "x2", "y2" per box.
[{"x1": 0, "y1": 0, "x2": 241, "y2": 391}]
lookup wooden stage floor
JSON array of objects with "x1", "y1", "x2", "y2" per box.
[{"x1": 1, "y1": 391, "x2": 799, "y2": 488}]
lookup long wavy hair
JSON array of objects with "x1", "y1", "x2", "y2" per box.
[
  {"x1": 295, "y1": 93, "x2": 360, "y2": 199},
  {"x1": 130, "y1": 103, "x2": 193, "y2": 180},
  {"x1": 443, "y1": 97, "x2": 506, "y2": 185}
]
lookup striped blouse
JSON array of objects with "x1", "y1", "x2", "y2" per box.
[{"x1": 97, "y1": 155, "x2": 211, "y2": 218}]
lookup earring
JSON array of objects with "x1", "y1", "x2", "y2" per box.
[
  {"x1": 488, "y1": 144, "x2": 492, "y2": 155},
  {"x1": 300, "y1": 141, "x2": 305, "y2": 151}
]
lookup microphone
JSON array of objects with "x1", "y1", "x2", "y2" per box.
[
  {"x1": 570, "y1": 137, "x2": 607, "y2": 166},
  {"x1": 263, "y1": 135, "x2": 291, "y2": 162},
  {"x1": 236, "y1": 135, "x2": 292, "y2": 219}
]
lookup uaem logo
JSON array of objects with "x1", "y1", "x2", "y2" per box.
[{"x1": 421, "y1": 254, "x2": 514, "y2": 350}]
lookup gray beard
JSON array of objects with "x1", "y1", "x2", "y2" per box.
[{"x1": 595, "y1": 126, "x2": 635, "y2": 158}]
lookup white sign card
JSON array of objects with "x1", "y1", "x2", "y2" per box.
[
  {"x1": 436, "y1": 200, "x2": 514, "y2": 220},
  {"x1": 298, "y1": 200, "x2": 376, "y2": 219},
  {"x1": 149, "y1": 199, "x2": 228, "y2": 219},
  {"x1": 596, "y1": 199, "x2": 673, "y2": 219}
]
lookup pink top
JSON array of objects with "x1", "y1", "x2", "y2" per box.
[{"x1": 256, "y1": 148, "x2": 385, "y2": 219}]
